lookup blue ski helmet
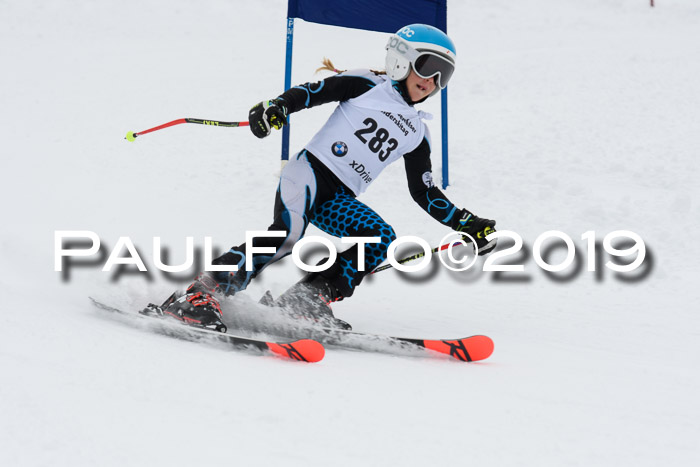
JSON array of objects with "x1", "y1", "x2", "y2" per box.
[{"x1": 385, "y1": 24, "x2": 456, "y2": 97}]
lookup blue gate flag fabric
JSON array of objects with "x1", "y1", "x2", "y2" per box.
[{"x1": 287, "y1": 0, "x2": 447, "y2": 33}]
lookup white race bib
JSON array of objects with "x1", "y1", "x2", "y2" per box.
[{"x1": 304, "y1": 72, "x2": 428, "y2": 195}]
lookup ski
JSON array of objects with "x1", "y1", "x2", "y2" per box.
[
  {"x1": 311, "y1": 328, "x2": 494, "y2": 362},
  {"x1": 89, "y1": 297, "x2": 325, "y2": 363},
  {"x1": 225, "y1": 297, "x2": 494, "y2": 362}
]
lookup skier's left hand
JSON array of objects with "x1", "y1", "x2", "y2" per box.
[{"x1": 453, "y1": 209, "x2": 497, "y2": 256}]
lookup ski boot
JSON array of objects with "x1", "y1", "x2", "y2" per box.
[
  {"x1": 141, "y1": 273, "x2": 227, "y2": 333},
  {"x1": 274, "y1": 274, "x2": 352, "y2": 330}
]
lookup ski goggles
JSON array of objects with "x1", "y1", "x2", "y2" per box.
[{"x1": 411, "y1": 51, "x2": 455, "y2": 89}]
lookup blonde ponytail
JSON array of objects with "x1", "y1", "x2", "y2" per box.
[
  {"x1": 315, "y1": 58, "x2": 345, "y2": 74},
  {"x1": 314, "y1": 58, "x2": 387, "y2": 76}
]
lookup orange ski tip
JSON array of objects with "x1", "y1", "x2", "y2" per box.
[
  {"x1": 267, "y1": 339, "x2": 325, "y2": 363},
  {"x1": 423, "y1": 335, "x2": 494, "y2": 362},
  {"x1": 465, "y1": 335, "x2": 495, "y2": 361}
]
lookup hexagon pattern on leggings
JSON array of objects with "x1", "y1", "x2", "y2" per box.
[{"x1": 311, "y1": 191, "x2": 396, "y2": 291}]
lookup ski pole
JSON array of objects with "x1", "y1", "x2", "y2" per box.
[
  {"x1": 371, "y1": 240, "x2": 465, "y2": 274},
  {"x1": 125, "y1": 118, "x2": 249, "y2": 141}
]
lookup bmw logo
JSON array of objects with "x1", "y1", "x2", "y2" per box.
[{"x1": 331, "y1": 141, "x2": 348, "y2": 157}]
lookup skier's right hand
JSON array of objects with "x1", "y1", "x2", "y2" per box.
[{"x1": 249, "y1": 99, "x2": 288, "y2": 138}]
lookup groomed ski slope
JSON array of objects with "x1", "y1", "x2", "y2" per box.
[{"x1": 1, "y1": 0, "x2": 699, "y2": 465}]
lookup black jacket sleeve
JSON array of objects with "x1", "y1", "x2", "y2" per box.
[
  {"x1": 276, "y1": 74, "x2": 378, "y2": 113},
  {"x1": 403, "y1": 137, "x2": 461, "y2": 227}
]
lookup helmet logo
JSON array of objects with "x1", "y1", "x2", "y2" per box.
[{"x1": 399, "y1": 26, "x2": 415, "y2": 38}]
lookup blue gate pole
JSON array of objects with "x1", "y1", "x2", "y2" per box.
[
  {"x1": 441, "y1": 87, "x2": 449, "y2": 189},
  {"x1": 281, "y1": 17, "x2": 295, "y2": 164}
]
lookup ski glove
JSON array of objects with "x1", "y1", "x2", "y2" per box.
[
  {"x1": 249, "y1": 99, "x2": 288, "y2": 138},
  {"x1": 452, "y1": 209, "x2": 497, "y2": 256}
]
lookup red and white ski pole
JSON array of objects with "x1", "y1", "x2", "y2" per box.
[{"x1": 125, "y1": 118, "x2": 249, "y2": 141}]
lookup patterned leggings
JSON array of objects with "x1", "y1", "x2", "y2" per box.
[{"x1": 212, "y1": 150, "x2": 396, "y2": 297}]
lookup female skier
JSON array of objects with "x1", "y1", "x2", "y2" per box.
[{"x1": 147, "y1": 24, "x2": 497, "y2": 330}]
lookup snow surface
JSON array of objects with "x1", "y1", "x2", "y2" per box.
[{"x1": 2, "y1": 0, "x2": 699, "y2": 465}]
